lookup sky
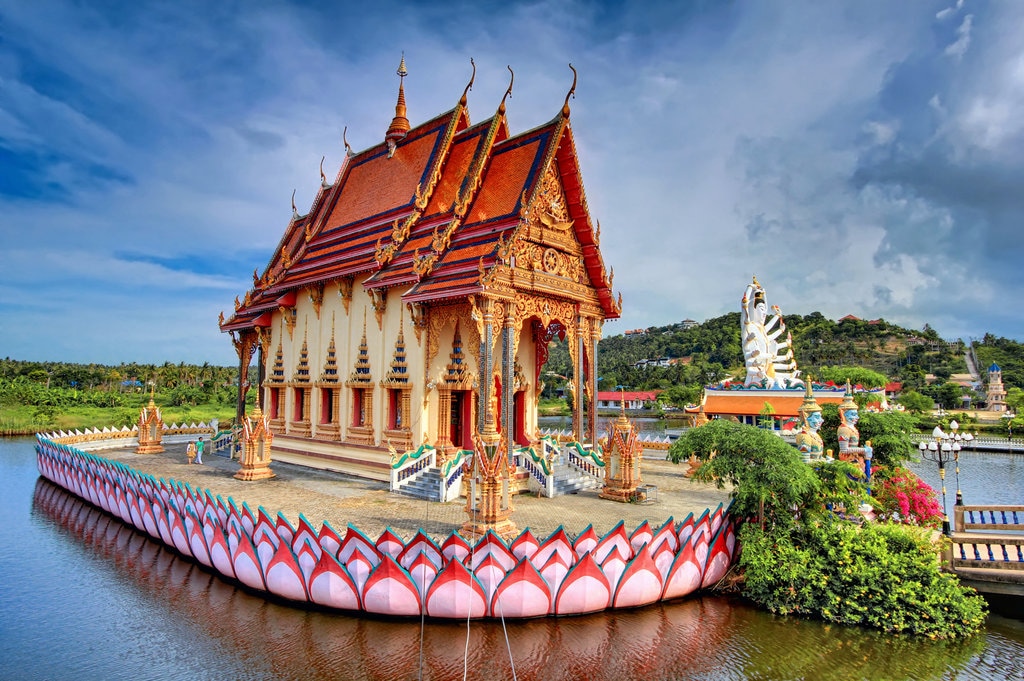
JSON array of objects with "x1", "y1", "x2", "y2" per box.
[{"x1": 2, "y1": 0, "x2": 1022, "y2": 366}]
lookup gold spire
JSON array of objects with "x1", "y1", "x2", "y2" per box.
[
  {"x1": 386, "y1": 54, "x2": 410, "y2": 156},
  {"x1": 840, "y1": 379, "x2": 857, "y2": 413},
  {"x1": 799, "y1": 376, "x2": 821, "y2": 415}
]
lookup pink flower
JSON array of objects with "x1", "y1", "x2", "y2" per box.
[{"x1": 875, "y1": 469, "x2": 942, "y2": 529}]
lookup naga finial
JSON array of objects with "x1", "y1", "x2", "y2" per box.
[
  {"x1": 460, "y1": 57, "x2": 476, "y2": 107},
  {"x1": 291, "y1": 189, "x2": 298, "y2": 218},
  {"x1": 562, "y1": 63, "x2": 577, "y2": 117},
  {"x1": 343, "y1": 126, "x2": 353, "y2": 157},
  {"x1": 498, "y1": 65, "x2": 514, "y2": 115},
  {"x1": 320, "y1": 156, "x2": 328, "y2": 187}
]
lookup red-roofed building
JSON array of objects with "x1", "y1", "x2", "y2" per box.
[
  {"x1": 596, "y1": 391, "x2": 661, "y2": 411},
  {"x1": 220, "y1": 61, "x2": 620, "y2": 480}
]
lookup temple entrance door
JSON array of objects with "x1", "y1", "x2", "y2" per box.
[
  {"x1": 450, "y1": 391, "x2": 472, "y2": 450},
  {"x1": 513, "y1": 391, "x2": 527, "y2": 446}
]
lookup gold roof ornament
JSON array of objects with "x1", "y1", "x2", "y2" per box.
[
  {"x1": 343, "y1": 126, "x2": 353, "y2": 157},
  {"x1": 460, "y1": 57, "x2": 476, "y2": 108},
  {"x1": 498, "y1": 65, "x2": 514, "y2": 116},
  {"x1": 386, "y1": 54, "x2": 411, "y2": 156},
  {"x1": 562, "y1": 63, "x2": 577, "y2": 118}
]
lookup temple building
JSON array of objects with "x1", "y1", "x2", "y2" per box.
[{"x1": 220, "y1": 59, "x2": 620, "y2": 482}]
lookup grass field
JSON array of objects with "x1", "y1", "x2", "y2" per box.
[{"x1": 0, "y1": 400, "x2": 238, "y2": 436}]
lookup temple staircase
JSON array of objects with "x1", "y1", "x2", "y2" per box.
[
  {"x1": 395, "y1": 466, "x2": 443, "y2": 502},
  {"x1": 518, "y1": 439, "x2": 604, "y2": 498},
  {"x1": 548, "y1": 458, "x2": 602, "y2": 496}
]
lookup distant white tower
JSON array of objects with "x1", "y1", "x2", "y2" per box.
[{"x1": 987, "y1": 363, "x2": 1007, "y2": 412}]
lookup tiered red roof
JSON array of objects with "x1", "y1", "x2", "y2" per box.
[{"x1": 222, "y1": 68, "x2": 617, "y2": 333}]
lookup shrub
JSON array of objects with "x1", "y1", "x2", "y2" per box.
[{"x1": 739, "y1": 520, "x2": 986, "y2": 639}]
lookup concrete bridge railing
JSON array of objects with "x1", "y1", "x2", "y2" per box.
[{"x1": 948, "y1": 505, "x2": 1024, "y2": 596}]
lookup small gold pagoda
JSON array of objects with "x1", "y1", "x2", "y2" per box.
[
  {"x1": 136, "y1": 394, "x2": 165, "y2": 454},
  {"x1": 599, "y1": 401, "x2": 644, "y2": 502},
  {"x1": 236, "y1": 405, "x2": 276, "y2": 481}
]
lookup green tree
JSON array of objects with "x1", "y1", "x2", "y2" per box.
[
  {"x1": 669, "y1": 420, "x2": 819, "y2": 530},
  {"x1": 1005, "y1": 387, "x2": 1024, "y2": 414},
  {"x1": 897, "y1": 390, "x2": 934, "y2": 414},
  {"x1": 816, "y1": 366, "x2": 888, "y2": 389},
  {"x1": 857, "y1": 411, "x2": 919, "y2": 470}
]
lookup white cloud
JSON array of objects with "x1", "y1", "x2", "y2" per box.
[
  {"x1": 945, "y1": 14, "x2": 974, "y2": 59},
  {"x1": 1, "y1": 0, "x2": 1022, "y2": 363}
]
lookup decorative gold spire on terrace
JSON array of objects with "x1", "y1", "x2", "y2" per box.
[{"x1": 386, "y1": 54, "x2": 410, "y2": 157}]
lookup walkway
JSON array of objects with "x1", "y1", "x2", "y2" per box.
[{"x1": 98, "y1": 444, "x2": 732, "y2": 541}]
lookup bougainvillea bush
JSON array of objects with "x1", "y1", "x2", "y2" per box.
[{"x1": 872, "y1": 468, "x2": 944, "y2": 529}]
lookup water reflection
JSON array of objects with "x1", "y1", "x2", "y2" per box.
[{"x1": 30, "y1": 478, "x2": 1022, "y2": 681}]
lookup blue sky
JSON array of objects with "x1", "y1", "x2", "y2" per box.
[{"x1": 1, "y1": 0, "x2": 1022, "y2": 365}]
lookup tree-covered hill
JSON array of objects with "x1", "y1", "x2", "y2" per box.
[
  {"x1": 972, "y1": 335, "x2": 1024, "y2": 391},
  {"x1": 545, "y1": 313, "x2": 1021, "y2": 409}
]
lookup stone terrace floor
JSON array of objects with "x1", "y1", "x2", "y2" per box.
[{"x1": 100, "y1": 444, "x2": 732, "y2": 542}]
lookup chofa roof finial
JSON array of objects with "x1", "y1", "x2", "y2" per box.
[
  {"x1": 498, "y1": 65, "x2": 514, "y2": 116},
  {"x1": 320, "y1": 156, "x2": 329, "y2": 187},
  {"x1": 460, "y1": 57, "x2": 476, "y2": 107},
  {"x1": 562, "y1": 63, "x2": 577, "y2": 117},
  {"x1": 343, "y1": 126, "x2": 353, "y2": 157},
  {"x1": 291, "y1": 189, "x2": 298, "y2": 219}
]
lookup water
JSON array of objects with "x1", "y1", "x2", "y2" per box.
[
  {"x1": 907, "y1": 448, "x2": 1024, "y2": 508},
  {"x1": 2, "y1": 436, "x2": 1023, "y2": 680},
  {"x1": 539, "y1": 415, "x2": 674, "y2": 438}
]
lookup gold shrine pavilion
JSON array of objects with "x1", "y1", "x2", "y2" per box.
[{"x1": 220, "y1": 59, "x2": 620, "y2": 482}]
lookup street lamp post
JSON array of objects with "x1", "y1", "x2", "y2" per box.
[
  {"x1": 919, "y1": 426, "x2": 952, "y2": 536},
  {"x1": 948, "y1": 420, "x2": 972, "y2": 506}
]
